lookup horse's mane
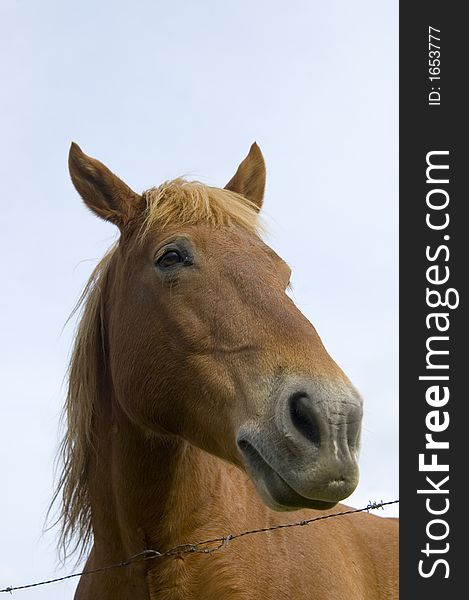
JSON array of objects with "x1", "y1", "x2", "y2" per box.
[
  {"x1": 141, "y1": 178, "x2": 261, "y2": 236},
  {"x1": 51, "y1": 179, "x2": 261, "y2": 561}
]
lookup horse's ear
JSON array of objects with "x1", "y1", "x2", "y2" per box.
[
  {"x1": 224, "y1": 142, "x2": 266, "y2": 211},
  {"x1": 68, "y1": 143, "x2": 143, "y2": 229}
]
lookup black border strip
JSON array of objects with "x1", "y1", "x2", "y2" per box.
[{"x1": 400, "y1": 2, "x2": 465, "y2": 596}]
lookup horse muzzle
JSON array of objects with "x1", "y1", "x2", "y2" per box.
[{"x1": 236, "y1": 378, "x2": 363, "y2": 510}]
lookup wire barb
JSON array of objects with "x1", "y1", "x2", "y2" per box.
[{"x1": 0, "y1": 499, "x2": 398, "y2": 594}]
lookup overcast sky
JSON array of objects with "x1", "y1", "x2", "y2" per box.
[{"x1": 0, "y1": 1, "x2": 397, "y2": 597}]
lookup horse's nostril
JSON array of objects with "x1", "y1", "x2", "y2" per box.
[
  {"x1": 289, "y1": 393, "x2": 321, "y2": 447},
  {"x1": 346, "y1": 405, "x2": 363, "y2": 450}
]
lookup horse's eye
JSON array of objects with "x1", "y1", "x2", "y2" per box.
[{"x1": 156, "y1": 249, "x2": 184, "y2": 269}]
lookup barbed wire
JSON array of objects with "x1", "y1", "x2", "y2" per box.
[{"x1": 0, "y1": 499, "x2": 398, "y2": 594}]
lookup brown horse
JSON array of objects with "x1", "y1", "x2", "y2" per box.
[{"x1": 57, "y1": 142, "x2": 398, "y2": 599}]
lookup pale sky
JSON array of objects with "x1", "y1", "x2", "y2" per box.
[{"x1": 0, "y1": 1, "x2": 397, "y2": 597}]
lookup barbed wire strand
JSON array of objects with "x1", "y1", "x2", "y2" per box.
[{"x1": 0, "y1": 499, "x2": 398, "y2": 594}]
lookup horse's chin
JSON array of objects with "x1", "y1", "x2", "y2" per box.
[
  {"x1": 240, "y1": 444, "x2": 343, "y2": 512},
  {"x1": 253, "y1": 471, "x2": 339, "y2": 512}
]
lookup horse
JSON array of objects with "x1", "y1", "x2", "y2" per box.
[{"x1": 56, "y1": 142, "x2": 398, "y2": 599}]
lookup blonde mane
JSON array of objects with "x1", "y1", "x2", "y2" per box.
[
  {"x1": 141, "y1": 178, "x2": 262, "y2": 237},
  {"x1": 52, "y1": 179, "x2": 262, "y2": 560}
]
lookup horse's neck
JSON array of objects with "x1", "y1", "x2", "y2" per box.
[{"x1": 87, "y1": 399, "x2": 234, "y2": 564}]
